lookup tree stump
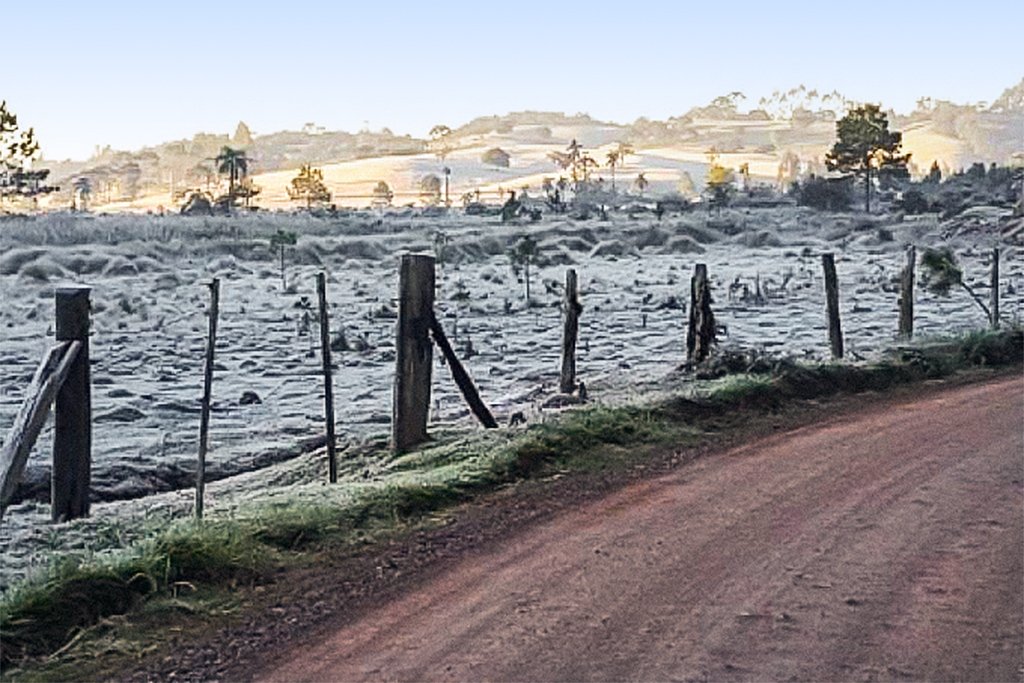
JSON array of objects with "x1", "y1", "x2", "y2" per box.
[
  {"x1": 686, "y1": 264, "x2": 715, "y2": 363},
  {"x1": 560, "y1": 269, "x2": 582, "y2": 394}
]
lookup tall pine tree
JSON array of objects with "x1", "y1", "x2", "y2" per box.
[{"x1": 826, "y1": 104, "x2": 909, "y2": 212}]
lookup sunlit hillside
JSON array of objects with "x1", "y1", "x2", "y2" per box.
[{"x1": 27, "y1": 79, "x2": 1023, "y2": 213}]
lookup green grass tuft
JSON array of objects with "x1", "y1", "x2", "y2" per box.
[
  {"x1": 0, "y1": 525, "x2": 266, "y2": 667},
  {"x1": 505, "y1": 406, "x2": 668, "y2": 477},
  {"x1": 2, "y1": 327, "x2": 1020, "y2": 673}
]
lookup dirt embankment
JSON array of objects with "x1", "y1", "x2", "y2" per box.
[{"x1": 258, "y1": 375, "x2": 1023, "y2": 682}]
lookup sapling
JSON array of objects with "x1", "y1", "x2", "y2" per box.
[{"x1": 508, "y1": 235, "x2": 539, "y2": 302}]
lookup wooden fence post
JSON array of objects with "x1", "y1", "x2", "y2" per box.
[
  {"x1": 560, "y1": 269, "x2": 582, "y2": 394},
  {"x1": 317, "y1": 272, "x2": 338, "y2": 483},
  {"x1": 990, "y1": 247, "x2": 1000, "y2": 329},
  {"x1": 899, "y1": 246, "x2": 915, "y2": 339},
  {"x1": 686, "y1": 263, "x2": 715, "y2": 363},
  {"x1": 822, "y1": 254, "x2": 844, "y2": 360},
  {"x1": 393, "y1": 255, "x2": 435, "y2": 453},
  {"x1": 196, "y1": 278, "x2": 219, "y2": 520},
  {"x1": 52, "y1": 286, "x2": 91, "y2": 522}
]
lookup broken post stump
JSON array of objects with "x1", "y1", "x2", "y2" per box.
[
  {"x1": 196, "y1": 278, "x2": 219, "y2": 520},
  {"x1": 686, "y1": 263, "x2": 715, "y2": 363},
  {"x1": 560, "y1": 268, "x2": 582, "y2": 394},
  {"x1": 428, "y1": 312, "x2": 497, "y2": 429},
  {"x1": 52, "y1": 286, "x2": 91, "y2": 523},
  {"x1": 990, "y1": 246, "x2": 1000, "y2": 329},
  {"x1": 317, "y1": 272, "x2": 338, "y2": 483},
  {"x1": 899, "y1": 246, "x2": 915, "y2": 339},
  {"x1": 393, "y1": 254, "x2": 435, "y2": 453},
  {"x1": 822, "y1": 253, "x2": 844, "y2": 360}
]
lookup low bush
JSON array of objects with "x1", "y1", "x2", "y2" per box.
[{"x1": 791, "y1": 176, "x2": 853, "y2": 211}]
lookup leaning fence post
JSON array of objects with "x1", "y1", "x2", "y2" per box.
[
  {"x1": 822, "y1": 253, "x2": 844, "y2": 360},
  {"x1": 990, "y1": 246, "x2": 1000, "y2": 329},
  {"x1": 898, "y1": 246, "x2": 915, "y2": 339},
  {"x1": 317, "y1": 272, "x2": 338, "y2": 483},
  {"x1": 196, "y1": 278, "x2": 219, "y2": 520},
  {"x1": 392, "y1": 254, "x2": 435, "y2": 453},
  {"x1": 560, "y1": 268, "x2": 582, "y2": 394},
  {"x1": 52, "y1": 286, "x2": 91, "y2": 523},
  {"x1": 686, "y1": 263, "x2": 715, "y2": 363},
  {"x1": 428, "y1": 312, "x2": 497, "y2": 429}
]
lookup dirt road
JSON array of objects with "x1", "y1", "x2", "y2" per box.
[{"x1": 261, "y1": 376, "x2": 1024, "y2": 682}]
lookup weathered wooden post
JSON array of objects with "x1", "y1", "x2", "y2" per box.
[
  {"x1": 686, "y1": 263, "x2": 715, "y2": 363},
  {"x1": 393, "y1": 255, "x2": 435, "y2": 453},
  {"x1": 560, "y1": 269, "x2": 582, "y2": 394},
  {"x1": 1, "y1": 341, "x2": 81, "y2": 517},
  {"x1": 990, "y1": 246, "x2": 1000, "y2": 329},
  {"x1": 822, "y1": 253, "x2": 844, "y2": 360},
  {"x1": 898, "y1": 246, "x2": 915, "y2": 339},
  {"x1": 196, "y1": 278, "x2": 219, "y2": 520},
  {"x1": 317, "y1": 272, "x2": 338, "y2": 483},
  {"x1": 52, "y1": 286, "x2": 91, "y2": 522},
  {"x1": 428, "y1": 313, "x2": 497, "y2": 429}
]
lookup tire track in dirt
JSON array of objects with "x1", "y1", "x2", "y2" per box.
[{"x1": 261, "y1": 376, "x2": 1023, "y2": 682}]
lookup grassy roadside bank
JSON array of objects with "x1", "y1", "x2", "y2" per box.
[{"x1": 2, "y1": 328, "x2": 1021, "y2": 679}]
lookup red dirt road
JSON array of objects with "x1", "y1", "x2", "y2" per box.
[{"x1": 262, "y1": 377, "x2": 1024, "y2": 682}]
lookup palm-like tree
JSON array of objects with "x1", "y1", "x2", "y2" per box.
[
  {"x1": 577, "y1": 154, "x2": 599, "y2": 186},
  {"x1": 72, "y1": 176, "x2": 91, "y2": 211},
  {"x1": 215, "y1": 146, "x2": 250, "y2": 199},
  {"x1": 606, "y1": 150, "x2": 621, "y2": 192}
]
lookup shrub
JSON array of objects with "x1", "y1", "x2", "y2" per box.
[
  {"x1": 898, "y1": 188, "x2": 932, "y2": 214},
  {"x1": 792, "y1": 175, "x2": 852, "y2": 211},
  {"x1": 419, "y1": 174, "x2": 442, "y2": 206},
  {"x1": 481, "y1": 148, "x2": 510, "y2": 168}
]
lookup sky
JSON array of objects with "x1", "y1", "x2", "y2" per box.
[{"x1": 5, "y1": 0, "x2": 1023, "y2": 161}]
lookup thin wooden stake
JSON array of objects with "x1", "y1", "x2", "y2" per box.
[
  {"x1": 317, "y1": 272, "x2": 338, "y2": 483},
  {"x1": 560, "y1": 269, "x2": 582, "y2": 394},
  {"x1": 52, "y1": 287, "x2": 91, "y2": 523},
  {"x1": 899, "y1": 246, "x2": 915, "y2": 339},
  {"x1": 196, "y1": 278, "x2": 219, "y2": 520},
  {"x1": 822, "y1": 254, "x2": 844, "y2": 360},
  {"x1": 393, "y1": 254, "x2": 435, "y2": 453},
  {"x1": 990, "y1": 246, "x2": 1000, "y2": 329},
  {"x1": 428, "y1": 311, "x2": 497, "y2": 429},
  {"x1": 280, "y1": 244, "x2": 287, "y2": 291}
]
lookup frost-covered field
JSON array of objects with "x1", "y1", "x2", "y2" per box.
[{"x1": 1, "y1": 207, "x2": 1020, "y2": 588}]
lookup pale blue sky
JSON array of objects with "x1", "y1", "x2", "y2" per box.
[{"x1": 6, "y1": 0, "x2": 1022, "y2": 160}]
